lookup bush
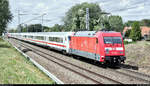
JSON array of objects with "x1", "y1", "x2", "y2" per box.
[
  {"x1": 124, "y1": 40, "x2": 136, "y2": 45},
  {"x1": 129, "y1": 21, "x2": 141, "y2": 41},
  {"x1": 125, "y1": 29, "x2": 131, "y2": 38}
]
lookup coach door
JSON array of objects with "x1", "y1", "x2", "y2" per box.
[{"x1": 65, "y1": 36, "x2": 70, "y2": 53}]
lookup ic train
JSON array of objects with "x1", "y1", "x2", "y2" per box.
[{"x1": 8, "y1": 31, "x2": 126, "y2": 65}]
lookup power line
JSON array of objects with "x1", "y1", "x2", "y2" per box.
[
  {"x1": 20, "y1": 13, "x2": 46, "y2": 25},
  {"x1": 110, "y1": 2, "x2": 150, "y2": 12}
]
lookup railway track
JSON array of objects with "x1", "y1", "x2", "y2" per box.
[
  {"x1": 108, "y1": 68, "x2": 150, "y2": 84},
  {"x1": 9, "y1": 38, "x2": 150, "y2": 84},
  {"x1": 9, "y1": 38, "x2": 123, "y2": 84}
]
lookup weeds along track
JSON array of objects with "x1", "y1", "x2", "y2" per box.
[
  {"x1": 9, "y1": 38, "x2": 123, "y2": 84},
  {"x1": 116, "y1": 67, "x2": 150, "y2": 83},
  {"x1": 108, "y1": 68, "x2": 150, "y2": 84}
]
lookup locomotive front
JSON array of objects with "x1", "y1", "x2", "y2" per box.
[{"x1": 97, "y1": 31, "x2": 126, "y2": 65}]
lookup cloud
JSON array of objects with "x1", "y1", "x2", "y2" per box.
[
  {"x1": 18, "y1": 2, "x2": 32, "y2": 7},
  {"x1": 8, "y1": 0, "x2": 150, "y2": 29}
]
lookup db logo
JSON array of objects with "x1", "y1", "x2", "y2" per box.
[{"x1": 112, "y1": 48, "x2": 116, "y2": 50}]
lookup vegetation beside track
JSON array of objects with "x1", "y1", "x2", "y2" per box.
[
  {"x1": 0, "y1": 37, "x2": 54, "y2": 84},
  {"x1": 125, "y1": 41, "x2": 150, "y2": 73}
]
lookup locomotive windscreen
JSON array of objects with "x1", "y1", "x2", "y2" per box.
[{"x1": 104, "y1": 37, "x2": 122, "y2": 44}]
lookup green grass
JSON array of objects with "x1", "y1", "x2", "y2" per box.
[{"x1": 0, "y1": 37, "x2": 54, "y2": 84}]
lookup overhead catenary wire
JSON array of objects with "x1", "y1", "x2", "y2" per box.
[{"x1": 13, "y1": 0, "x2": 150, "y2": 28}]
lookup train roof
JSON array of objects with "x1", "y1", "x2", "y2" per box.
[
  {"x1": 10, "y1": 32, "x2": 74, "y2": 36},
  {"x1": 9, "y1": 31, "x2": 120, "y2": 37},
  {"x1": 73, "y1": 31, "x2": 119, "y2": 37},
  {"x1": 74, "y1": 31, "x2": 96, "y2": 37}
]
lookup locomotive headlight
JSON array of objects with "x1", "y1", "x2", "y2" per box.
[
  {"x1": 105, "y1": 47, "x2": 112, "y2": 51},
  {"x1": 116, "y1": 47, "x2": 123, "y2": 50},
  {"x1": 105, "y1": 49, "x2": 109, "y2": 54}
]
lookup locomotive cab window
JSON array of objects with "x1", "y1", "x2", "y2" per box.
[
  {"x1": 113, "y1": 37, "x2": 122, "y2": 44},
  {"x1": 104, "y1": 37, "x2": 122, "y2": 44},
  {"x1": 104, "y1": 37, "x2": 113, "y2": 44}
]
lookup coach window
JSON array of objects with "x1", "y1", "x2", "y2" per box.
[
  {"x1": 49, "y1": 37, "x2": 53, "y2": 41},
  {"x1": 37, "y1": 36, "x2": 44, "y2": 40},
  {"x1": 60, "y1": 38, "x2": 63, "y2": 43},
  {"x1": 56, "y1": 37, "x2": 59, "y2": 42},
  {"x1": 41, "y1": 36, "x2": 44, "y2": 40},
  {"x1": 55, "y1": 37, "x2": 58, "y2": 42},
  {"x1": 30, "y1": 36, "x2": 33, "y2": 38}
]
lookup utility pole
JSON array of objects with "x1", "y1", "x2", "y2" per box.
[
  {"x1": 86, "y1": 8, "x2": 89, "y2": 31},
  {"x1": 17, "y1": 10, "x2": 21, "y2": 49},
  {"x1": 18, "y1": 10, "x2": 21, "y2": 32},
  {"x1": 25, "y1": 24, "x2": 28, "y2": 32},
  {"x1": 41, "y1": 13, "x2": 46, "y2": 32}
]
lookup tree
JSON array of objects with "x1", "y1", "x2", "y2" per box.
[
  {"x1": 0, "y1": 0, "x2": 12, "y2": 35},
  {"x1": 27, "y1": 24, "x2": 42, "y2": 32},
  {"x1": 140, "y1": 19, "x2": 150, "y2": 26},
  {"x1": 108, "y1": 15, "x2": 123, "y2": 32},
  {"x1": 63, "y1": 2, "x2": 108, "y2": 31},
  {"x1": 50, "y1": 24, "x2": 64, "y2": 32},
  {"x1": 124, "y1": 21, "x2": 136, "y2": 27},
  {"x1": 43, "y1": 26, "x2": 51, "y2": 32},
  {"x1": 129, "y1": 22, "x2": 141, "y2": 41},
  {"x1": 8, "y1": 29, "x2": 17, "y2": 33},
  {"x1": 124, "y1": 29, "x2": 131, "y2": 38}
]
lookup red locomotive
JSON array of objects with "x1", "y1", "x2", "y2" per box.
[{"x1": 69, "y1": 31, "x2": 126, "y2": 65}]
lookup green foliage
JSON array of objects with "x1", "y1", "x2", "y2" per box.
[
  {"x1": 124, "y1": 19, "x2": 150, "y2": 27},
  {"x1": 11, "y1": 24, "x2": 64, "y2": 32},
  {"x1": 63, "y1": 2, "x2": 108, "y2": 31},
  {"x1": 0, "y1": 0, "x2": 12, "y2": 35},
  {"x1": 124, "y1": 21, "x2": 136, "y2": 27},
  {"x1": 8, "y1": 29, "x2": 17, "y2": 33},
  {"x1": 50, "y1": 24, "x2": 64, "y2": 32},
  {"x1": 108, "y1": 15, "x2": 123, "y2": 32},
  {"x1": 43, "y1": 26, "x2": 51, "y2": 32},
  {"x1": 27, "y1": 24, "x2": 42, "y2": 32},
  {"x1": 129, "y1": 22, "x2": 141, "y2": 41},
  {"x1": 15, "y1": 24, "x2": 43, "y2": 32},
  {"x1": 124, "y1": 29, "x2": 131, "y2": 38},
  {"x1": 123, "y1": 40, "x2": 136, "y2": 45},
  {"x1": 140, "y1": 19, "x2": 150, "y2": 26}
]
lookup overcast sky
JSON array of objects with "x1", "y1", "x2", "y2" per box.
[{"x1": 8, "y1": 0, "x2": 150, "y2": 29}]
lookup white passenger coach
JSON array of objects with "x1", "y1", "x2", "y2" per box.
[{"x1": 9, "y1": 32, "x2": 75, "y2": 53}]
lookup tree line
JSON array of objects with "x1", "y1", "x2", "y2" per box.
[{"x1": 124, "y1": 19, "x2": 150, "y2": 27}]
